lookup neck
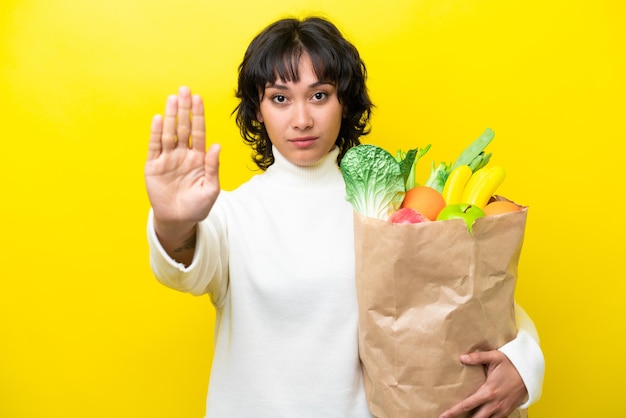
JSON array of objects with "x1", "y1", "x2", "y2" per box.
[{"x1": 263, "y1": 147, "x2": 343, "y2": 191}]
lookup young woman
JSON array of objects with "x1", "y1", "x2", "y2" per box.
[{"x1": 145, "y1": 16, "x2": 544, "y2": 418}]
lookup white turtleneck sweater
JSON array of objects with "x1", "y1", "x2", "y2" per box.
[{"x1": 147, "y1": 147, "x2": 543, "y2": 418}]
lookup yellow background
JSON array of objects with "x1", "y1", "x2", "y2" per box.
[{"x1": 1, "y1": 0, "x2": 624, "y2": 416}]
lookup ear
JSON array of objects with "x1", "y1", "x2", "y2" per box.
[{"x1": 256, "y1": 111, "x2": 264, "y2": 123}]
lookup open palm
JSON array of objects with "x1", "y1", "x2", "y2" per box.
[{"x1": 145, "y1": 86, "x2": 220, "y2": 227}]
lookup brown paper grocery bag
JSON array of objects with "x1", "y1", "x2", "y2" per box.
[{"x1": 354, "y1": 208, "x2": 529, "y2": 418}]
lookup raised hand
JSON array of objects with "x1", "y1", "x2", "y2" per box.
[{"x1": 145, "y1": 86, "x2": 220, "y2": 260}]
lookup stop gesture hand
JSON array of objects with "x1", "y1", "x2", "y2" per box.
[{"x1": 145, "y1": 86, "x2": 220, "y2": 256}]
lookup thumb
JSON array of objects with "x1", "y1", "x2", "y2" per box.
[{"x1": 205, "y1": 143, "x2": 221, "y2": 181}]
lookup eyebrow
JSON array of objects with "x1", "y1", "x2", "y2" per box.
[{"x1": 265, "y1": 80, "x2": 334, "y2": 90}]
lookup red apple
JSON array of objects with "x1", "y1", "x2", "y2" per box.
[{"x1": 389, "y1": 207, "x2": 430, "y2": 224}]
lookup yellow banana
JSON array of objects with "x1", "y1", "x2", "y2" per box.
[
  {"x1": 461, "y1": 168, "x2": 488, "y2": 203},
  {"x1": 442, "y1": 164, "x2": 472, "y2": 204},
  {"x1": 463, "y1": 166, "x2": 506, "y2": 208}
]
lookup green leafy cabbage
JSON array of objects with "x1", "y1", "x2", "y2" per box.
[{"x1": 340, "y1": 145, "x2": 420, "y2": 220}]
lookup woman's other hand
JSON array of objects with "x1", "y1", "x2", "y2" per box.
[{"x1": 439, "y1": 350, "x2": 527, "y2": 418}]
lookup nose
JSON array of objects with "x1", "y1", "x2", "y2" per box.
[{"x1": 292, "y1": 102, "x2": 313, "y2": 130}]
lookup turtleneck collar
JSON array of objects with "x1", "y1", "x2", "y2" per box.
[{"x1": 261, "y1": 146, "x2": 343, "y2": 192}]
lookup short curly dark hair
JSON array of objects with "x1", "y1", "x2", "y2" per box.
[{"x1": 234, "y1": 16, "x2": 373, "y2": 170}]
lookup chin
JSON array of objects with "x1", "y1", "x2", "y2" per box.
[{"x1": 290, "y1": 150, "x2": 327, "y2": 167}]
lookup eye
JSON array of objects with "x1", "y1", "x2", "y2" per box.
[
  {"x1": 271, "y1": 94, "x2": 287, "y2": 104},
  {"x1": 312, "y1": 91, "x2": 327, "y2": 101}
]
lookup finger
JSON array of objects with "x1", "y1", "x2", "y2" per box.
[
  {"x1": 148, "y1": 114, "x2": 163, "y2": 160},
  {"x1": 460, "y1": 350, "x2": 499, "y2": 366},
  {"x1": 191, "y1": 94, "x2": 206, "y2": 152},
  {"x1": 176, "y1": 86, "x2": 192, "y2": 148},
  {"x1": 162, "y1": 94, "x2": 178, "y2": 150},
  {"x1": 438, "y1": 390, "x2": 488, "y2": 418}
]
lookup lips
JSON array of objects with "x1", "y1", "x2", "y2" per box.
[{"x1": 289, "y1": 136, "x2": 318, "y2": 148}]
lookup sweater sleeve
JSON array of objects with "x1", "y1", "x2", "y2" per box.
[
  {"x1": 147, "y1": 208, "x2": 229, "y2": 305},
  {"x1": 498, "y1": 303, "x2": 545, "y2": 409}
]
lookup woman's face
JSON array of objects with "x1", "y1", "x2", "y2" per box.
[{"x1": 258, "y1": 53, "x2": 344, "y2": 167}]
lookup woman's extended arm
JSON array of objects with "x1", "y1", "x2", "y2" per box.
[{"x1": 144, "y1": 86, "x2": 220, "y2": 266}]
